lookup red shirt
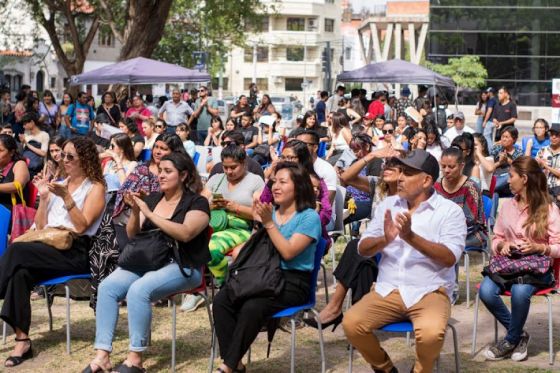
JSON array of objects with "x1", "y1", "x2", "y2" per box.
[
  {"x1": 368, "y1": 100, "x2": 385, "y2": 118},
  {"x1": 125, "y1": 106, "x2": 151, "y2": 136}
]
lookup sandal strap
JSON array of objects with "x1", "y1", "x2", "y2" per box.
[
  {"x1": 14, "y1": 337, "x2": 30, "y2": 342},
  {"x1": 5, "y1": 356, "x2": 24, "y2": 367}
]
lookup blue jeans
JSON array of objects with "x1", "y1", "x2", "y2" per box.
[
  {"x1": 343, "y1": 199, "x2": 372, "y2": 233},
  {"x1": 94, "y1": 264, "x2": 201, "y2": 352},
  {"x1": 483, "y1": 121, "x2": 494, "y2": 151},
  {"x1": 478, "y1": 276, "x2": 536, "y2": 345},
  {"x1": 476, "y1": 116, "x2": 484, "y2": 134}
]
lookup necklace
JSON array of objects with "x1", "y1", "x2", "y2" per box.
[{"x1": 275, "y1": 209, "x2": 295, "y2": 227}]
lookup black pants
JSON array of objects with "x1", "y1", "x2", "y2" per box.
[
  {"x1": 213, "y1": 270, "x2": 310, "y2": 369},
  {"x1": 333, "y1": 239, "x2": 378, "y2": 304},
  {"x1": 0, "y1": 238, "x2": 89, "y2": 334}
]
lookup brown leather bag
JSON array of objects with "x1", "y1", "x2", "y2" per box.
[{"x1": 13, "y1": 227, "x2": 76, "y2": 250}]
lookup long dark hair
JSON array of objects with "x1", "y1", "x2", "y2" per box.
[
  {"x1": 161, "y1": 152, "x2": 203, "y2": 194},
  {"x1": 273, "y1": 162, "x2": 315, "y2": 212},
  {"x1": 451, "y1": 133, "x2": 475, "y2": 177},
  {"x1": 283, "y1": 139, "x2": 314, "y2": 174},
  {"x1": 301, "y1": 110, "x2": 318, "y2": 130},
  {"x1": 0, "y1": 134, "x2": 23, "y2": 162},
  {"x1": 511, "y1": 156, "x2": 551, "y2": 240},
  {"x1": 152, "y1": 133, "x2": 188, "y2": 163},
  {"x1": 111, "y1": 133, "x2": 136, "y2": 162}
]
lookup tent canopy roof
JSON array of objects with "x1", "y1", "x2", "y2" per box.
[{"x1": 70, "y1": 57, "x2": 210, "y2": 85}]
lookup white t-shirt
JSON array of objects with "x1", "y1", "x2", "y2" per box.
[
  {"x1": 479, "y1": 156, "x2": 493, "y2": 192},
  {"x1": 24, "y1": 130, "x2": 50, "y2": 152},
  {"x1": 444, "y1": 125, "x2": 474, "y2": 143},
  {"x1": 313, "y1": 157, "x2": 337, "y2": 192}
]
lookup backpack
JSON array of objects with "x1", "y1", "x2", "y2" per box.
[
  {"x1": 435, "y1": 106, "x2": 448, "y2": 134},
  {"x1": 224, "y1": 227, "x2": 285, "y2": 303}
]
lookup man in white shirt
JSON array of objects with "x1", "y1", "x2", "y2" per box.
[
  {"x1": 326, "y1": 85, "x2": 346, "y2": 114},
  {"x1": 444, "y1": 111, "x2": 474, "y2": 143},
  {"x1": 158, "y1": 89, "x2": 194, "y2": 130},
  {"x1": 342, "y1": 149, "x2": 466, "y2": 373}
]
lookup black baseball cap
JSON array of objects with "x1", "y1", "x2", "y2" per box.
[
  {"x1": 393, "y1": 149, "x2": 439, "y2": 182},
  {"x1": 550, "y1": 123, "x2": 560, "y2": 133}
]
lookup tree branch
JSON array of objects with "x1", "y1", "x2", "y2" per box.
[
  {"x1": 62, "y1": 0, "x2": 83, "y2": 61},
  {"x1": 96, "y1": 0, "x2": 124, "y2": 43},
  {"x1": 36, "y1": 5, "x2": 73, "y2": 69},
  {"x1": 82, "y1": 15, "x2": 100, "y2": 55}
]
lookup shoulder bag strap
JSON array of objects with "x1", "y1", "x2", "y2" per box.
[
  {"x1": 11, "y1": 180, "x2": 26, "y2": 207},
  {"x1": 102, "y1": 105, "x2": 117, "y2": 126}
]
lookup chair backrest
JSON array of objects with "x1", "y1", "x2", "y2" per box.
[
  {"x1": 139, "y1": 149, "x2": 152, "y2": 162},
  {"x1": 0, "y1": 205, "x2": 10, "y2": 257},
  {"x1": 317, "y1": 141, "x2": 327, "y2": 158},
  {"x1": 329, "y1": 185, "x2": 346, "y2": 233},
  {"x1": 195, "y1": 145, "x2": 209, "y2": 175},
  {"x1": 553, "y1": 258, "x2": 560, "y2": 289},
  {"x1": 211, "y1": 146, "x2": 223, "y2": 163},
  {"x1": 482, "y1": 194, "x2": 492, "y2": 224},
  {"x1": 193, "y1": 151, "x2": 200, "y2": 166},
  {"x1": 521, "y1": 136, "x2": 531, "y2": 154},
  {"x1": 308, "y1": 238, "x2": 328, "y2": 305}
]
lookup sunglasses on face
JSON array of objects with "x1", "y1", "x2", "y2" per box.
[
  {"x1": 382, "y1": 129, "x2": 394, "y2": 135},
  {"x1": 155, "y1": 125, "x2": 164, "y2": 129},
  {"x1": 221, "y1": 141, "x2": 237, "y2": 147},
  {"x1": 198, "y1": 89, "x2": 206, "y2": 93},
  {"x1": 61, "y1": 152, "x2": 76, "y2": 161},
  {"x1": 110, "y1": 144, "x2": 116, "y2": 149}
]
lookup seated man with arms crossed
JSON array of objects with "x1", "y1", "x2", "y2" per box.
[{"x1": 343, "y1": 149, "x2": 466, "y2": 373}]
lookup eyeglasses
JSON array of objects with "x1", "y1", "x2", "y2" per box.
[
  {"x1": 61, "y1": 152, "x2": 76, "y2": 161},
  {"x1": 198, "y1": 89, "x2": 206, "y2": 93},
  {"x1": 155, "y1": 125, "x2": 164, "y2": 129},
  {"x1": 110, "y1": 144, "x2": 116, "y2": 149},
  {"x1": 382, "y1": 130, "x2": 394, "y2": 135}
]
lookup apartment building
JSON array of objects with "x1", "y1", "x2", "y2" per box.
[{"x1": 223, "y1": 0, "x2": 343, "y2": 101}]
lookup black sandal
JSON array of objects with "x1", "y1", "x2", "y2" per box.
[
  {"x1": 113, "y1": 362, "x2": 146, "y2": 373},
  {"x1": 81, "y1": 357, "x2": 112, "y2": 373},
  {"x1": 4, "y1": 337, "x2": 33, "y2": 368}
]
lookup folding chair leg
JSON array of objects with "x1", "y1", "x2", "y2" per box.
[
  {"x1": 201, "y1": 293, "x2": 215, "y2": 373},
  {"x1": 321, "y1": 264, "x2": 329, "y2": 303},
  {"x1": 348, "y1": 344, "x2": 353, "y2": 373},
  {"x1": 2, "y1": 322, "x2": 6, "y2": 344},
  {"x1": 547, "y1": 296, "x2": 554, "y2": 365},
  {"x1": 406, "y1": 332, "x2": 411, "y2": 347},
  {"x1": 465, "y1": 253, "x2": 470, "y2": 307},
  {"x1": 448, "y1": 323, "x2": 460, "y2": 373},
  {"x1": 290, "y1": 318, "x2": 296, "y2": 373},
  {"x1": 310, "y1": 308, "x2": 326, "y2": 373},
  {"x1": 330, "y1": 243, "x2": 337, "y2": 287},
  {"x1": 471, "y1": 293, "x2": 480, "y2": 356},
  {"x1": 171, "y1": 298, "x2": 177, "y2": 372},
  {"x1": 43, "y1": 285, "x2": 53, "y2": 331},
  {"x1": 65, "y1": 285, "x2": 71, "y2": 355},
  {"x1": 494, "y1": 318, "x2": 498, "y2": 344}
]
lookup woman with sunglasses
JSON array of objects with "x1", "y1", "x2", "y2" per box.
[
  {"x1": 0, "y1": 137, "x2": 106, "y2": 368},
  {"x1": 305, "y1": 151, "x2": 401, "y2": 331},
  {"x1": 103, "y1": 134, "x2": 138, "y2": 193},
  {"x1": 376, "y1": 122, "x2": 402, "y2": 150},
  {"x1": 154, "y1": 119, "x2": 167, "y2": 135},
  {"x1": 89, "y1": 134, "x2": 188, "y2": 310}
]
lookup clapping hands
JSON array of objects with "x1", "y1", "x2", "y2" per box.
[{"x1": 383, "y1": 209, "x2": 413, "y2": 244}]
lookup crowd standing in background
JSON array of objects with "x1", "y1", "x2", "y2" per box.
[{"x1": 0, "y1": 81, "x2": 558, "y2": 373}]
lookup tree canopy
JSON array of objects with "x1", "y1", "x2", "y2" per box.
[{"x1": 427, "y1": 55, "x2": 488, "y2": 89}]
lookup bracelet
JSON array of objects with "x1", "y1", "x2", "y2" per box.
[
  {"x1": 264, "y1": 223, "x2": 275, "y2": 230},
  {"x1": 64, "y1": 200, "x2": 76, "y2": 211}
]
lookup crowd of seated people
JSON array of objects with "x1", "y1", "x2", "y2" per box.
[{"x1": 0, "y1": 83, "x2": 559, "y2": 373}]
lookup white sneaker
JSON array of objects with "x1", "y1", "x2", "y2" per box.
[
  {"x1": 511, "y1": 331, "x2": 530, "y2": 361},
  {"x1": 180, "y1": 294, "x2": 205, "y2": 312}
]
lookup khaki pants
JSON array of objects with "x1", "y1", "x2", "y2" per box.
[{"x1": 342, "y1": 287, "x2": 451, "y2": 373}]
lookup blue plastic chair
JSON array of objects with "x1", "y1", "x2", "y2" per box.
[
  {"x1": 521, "y1": 136, "x2": 531, "y2": 154},
  {"x1": 0, "y1": 205, "x2": 10, "y2": 258},
  {"x1": 462, "y1": 194, "x2": 493, "y2": 306},
  {"x1": 317, "y1": 141, "x2": 327, "y2": 158},
  {"x1": 211, "y1": 238, "x2": 328, "y2": 373},
  {"x1": 139, "y1": 149, "x2": 152, "y2": 162},
  {"x1": 193, "y1": 151, "x2": 200, "y2": 166},
  {"x1": 38, "y1": 273, "x2": 92, "y2": 354}
]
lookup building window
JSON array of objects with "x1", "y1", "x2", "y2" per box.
[
  {"x1": 244, "y1": 47, "x2": 269, "y2": 63},
  {"x1": 211, "y1": 77, "x2": 229, "y2": 91},
  {"x1": 345, "y1": 47, "x2": 351, "y2": 60},
  {"x1": 285, "y1": 78, "x2": 303, "y2": 91},
  {"x1": 325, "y1": 19, "x2": 335, "y2": 33},
  {"x1": 287, "y1": 18, "x2": 305, "y2": 31},
  {"x1": 50, "y1": 77, "x2": 56, "y2": 89},
  {"x1": 287, "y1": 47, "x2": 304, "y2": 62},
  {"x1": 98, "y1": 28, "x2": 114, "y2": 47},
  {"x1": 325, "y1": 0, "x2": 334, "y2": 3},
  {"x1": 243, "y1": 78, "x2": 268, "y2": 91},
  {"x1": 260, "y1": 17, "x2": 270, "y2": 32}
]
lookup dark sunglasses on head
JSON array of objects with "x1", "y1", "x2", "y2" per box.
[
  {"x1": 221, "y1": 140, "x2": 238, "y2": 147},
  {"x1": 382, "y1": 129, "x2": 394, "y2": 135},
  {"x1": 61, "y1": 152, "x2": 76, "y2": 161}
]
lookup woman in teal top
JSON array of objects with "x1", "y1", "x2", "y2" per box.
[{"x1": 212, "y1": 162, "x2": 321, "y2": 373}]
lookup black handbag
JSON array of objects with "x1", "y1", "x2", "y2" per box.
[
  {"x1": 225, "y1": 228, "x2": 285, "y2": 302},
  {"x1": 118, "y1": 228, "x2": 189, "y2": 276}
]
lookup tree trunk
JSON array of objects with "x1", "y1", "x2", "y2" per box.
[{"x1": 118, "y1": 0, "x2": 174, "y2": 61}]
